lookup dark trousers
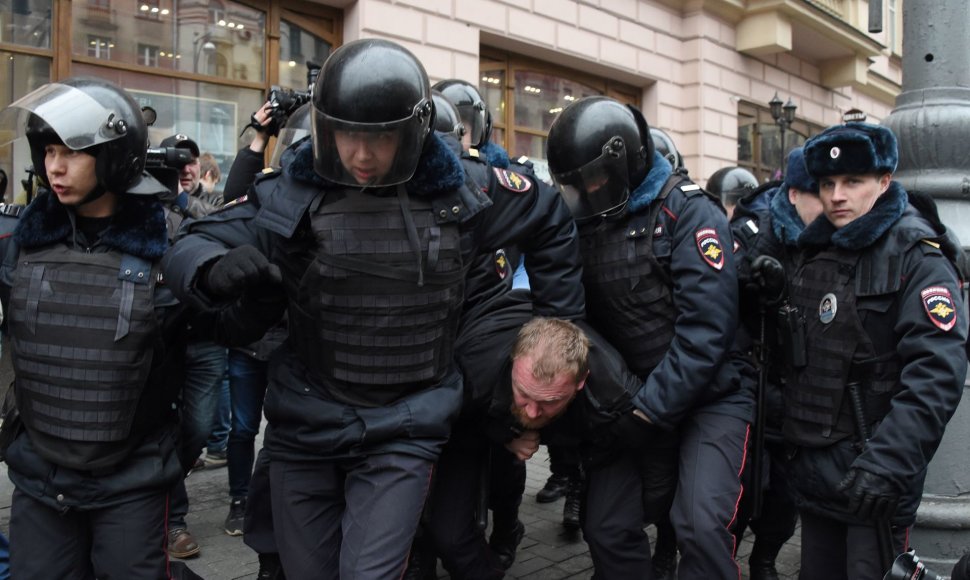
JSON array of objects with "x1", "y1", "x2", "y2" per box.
[
  {"x1": 488, "y1": 442, "x2": 526, "y2": 531},
  {"x1": 227, "y1": 350, "x2": 269, "y2": 498},
  {"x1": 243, "y1": 447, "x2": 277, "y2": 555},
  {"x1": 799, "y1": 511, "x2": 908, "y2": 580},
  {"x1": 9, "y1": 487, "x2": 169, "y2": 580},
  {"x1": 732, "y1": 440, "x2": 798, "y2": 564},
  {"x1": 270, "y1": 453, "x2": 433, "y2": 580},
  {"x1": 425, "y1": 443, "x2": 509, "y2": 580},
  {"x1": 670, "y1": 412, "x2": 749, "y2": 580}
]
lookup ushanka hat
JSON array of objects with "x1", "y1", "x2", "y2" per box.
[
  {"x1": 783, "y1": 146, "x2": 818, "y2": 194},
  {"x1": 803, "y1": 122, "x2": 898, "y2": 178}
]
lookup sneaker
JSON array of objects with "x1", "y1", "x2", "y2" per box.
[
  {"x1": 168, "y1": 527, "x2": 201, "y2": 559},
  {"x1": 562, "y1": 478, "x2": 582, "y2": 530},
  {"x1": 224, "y1": 497, "x2": 246, "y2": 536},
  {"x1": 203, "y1": 450, "x2": 228, "y2": 469},
  {"x1": 256, "y1": 552, "x2": 286, "y2": 580},
  {"x1": 536, "y1": 473, "x2": 570, "y2": 503},
  {"x1": 489, "y1": 519, "x2": 525, "y2": 570}
]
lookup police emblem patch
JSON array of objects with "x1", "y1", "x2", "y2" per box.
[
  {"x1": 694, "y1": 228, "x2": 724, "y2": 270},
  {"x1": 921, "y1": 286, "x2": 956, "y2": 331},
  {"x1": 493, "y1": 168, "x2": 532, "y2": 193},
  {"x1": 495, "y1": 249, "x2": 509, "y2": 280}
]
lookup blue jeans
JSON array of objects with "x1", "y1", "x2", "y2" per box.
[
  {"x1": 206, "y1": 372, "x2": 231, "y2": 455},
  {"x1": 170, "y1": 340, "x2": 227, "y2": 528},
  {"x1": 227, "y1": 350, "x2": 269, "y2": 498}
]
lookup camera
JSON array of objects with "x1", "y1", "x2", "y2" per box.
[
  {"x1": 145, "y1": 147, "x2": 193, "y2": 170},
  {"x1": 262, "y1": 61, "x2": 322, "y2": 136}
]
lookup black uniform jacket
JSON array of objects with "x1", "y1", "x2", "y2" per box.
[{"x1": 161, "y1": 134, "x2": 584, "y2": 461}]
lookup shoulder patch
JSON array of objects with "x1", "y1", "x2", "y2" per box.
[
  {"x1": 494, "y1": 249, "x2": 510, "y2": 280},
  {"x1": 218, "y1": 195, "x2": 249, "y2": 211},
  {"x1": 921, "y1": 239, "x2": 941, "y2": 249},
  {"x1": 695, "y1": 227, "x2": 724, "y2": 271},
  {"x1": 493, "y1": 168, "x2": 532, "y2": 193},
  {"x1": 921, "y1": 286, "x2": 957, "y2": 331}
]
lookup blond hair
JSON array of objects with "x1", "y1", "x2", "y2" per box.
[
  {"x1": 511, "y1": 317, "x2": 590, "y2": 383},
  {"x1": 199, "y1": 152, "x2": 221, "y2": 183}
]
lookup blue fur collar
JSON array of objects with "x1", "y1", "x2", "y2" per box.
[
  {"x1": 769, "y1": 184, "x2": 807, "y2": 246},
  {"x1": 627, "y1": 152, "x2": 673, "y2": 213},
  {"x1": 15, "y1": 190, "x2": 169, "y2": 259},
  {"x1": 479, "y1": 141, "x2": 510, "y2": 169},
  {"x1": 286, "y1": 132, "x2": 465, "y2": 196},
  {"x1": 797, "y1": 181, "x2": 907, "y2": 250}
]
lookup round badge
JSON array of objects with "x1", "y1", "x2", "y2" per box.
[
  {"x1": 830, "y1": 146, "x2": 841, "y2": 159},
  {"x1": 819, "y1": 292, "x2": 837, "y2": 324}
]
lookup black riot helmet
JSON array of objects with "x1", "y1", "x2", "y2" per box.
[
  {"x1": 2, "y1": 77, "x2": 159, "y2": 199},
  {"x1": 270, "y1": 102, "x2": 311, "y2": 168},
  {"x1": 431, "y1": 79, "x2": 491, "y2": 149},
  {"x1": 546, "y1": 96, "x2": 653, "y2": 220},
  {"x1": 650, "y1": 127, "x2": 684, "y2": 171},
  {"x1": 706, "y1": 166, "x2": 758, "y2": 207},
  {"x1": 431, "y1": 90, "x2": 465, "y2": 144},
  {"x1": 311, "y1": 39, "x2": 434, "y2": 186}
]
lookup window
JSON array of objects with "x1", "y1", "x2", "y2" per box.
[
  {"x1": 737, "y1": 101, "x2": 823, "y2": 183},
  {"x1": 89, "y1": 0, "x2": 110, "y2": 10},
  {"x1": 137, "y1": 43, "x2": 159, "y2": 67},
  {"x1": 0, "y1": 51, "x2": 52, "y2": 203},
  {"x1": 0, "y1": 0, "x2": 52, "y2": 48},
  {"x1": 888, "y1": 0, "x2": 900, "y2": 54},
  {"x1": 480, "y1": 49, "x2": 639, "y2": 172},
  {"x1": 279, "y1": 18, "x2": 332, "y2": 91},
  {"x1": 87, "y1": 35, "x2": 114, "y2": 59}
]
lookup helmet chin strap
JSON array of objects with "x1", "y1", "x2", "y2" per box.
[{"x1": 76, "y1": 183, "x2": 109, "y2": 207}]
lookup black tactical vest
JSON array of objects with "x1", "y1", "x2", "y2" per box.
[
  {"x1": 288, "y1": 185, "x2": 466, "y2": 406},
  {"x1": 580, "y1": 175, "x2": 693, "y2": 378},
  {"x1": 784, "y1": 248, "x2": 899, "y2": 447},
  {"x1": 9, "y1": 245, "x2": 158, "y2": 456}
]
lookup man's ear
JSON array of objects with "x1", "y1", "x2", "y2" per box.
[
  {"x1": 576, "y1": 370, "x2": 590, "y2": 392},
  {"x1": 878, "y1": 173, "x2": 892, "y2": 194}
]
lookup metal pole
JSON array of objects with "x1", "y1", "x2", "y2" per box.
[{"x1": 882, "y1": 0, "x2": 970, "y2": 571}]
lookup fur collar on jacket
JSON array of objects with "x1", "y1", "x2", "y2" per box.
[
  {"x1": 769, "y1": 184, "x2": 808, "y2": 247},
  {"x1": 479, "y1": 141, "x2": 510, "y2": 169},
  {"x1": 627, "y1": 151, "x2": 674, "y2": 214},
  {"x1": 15, "y1": 190, "x2": 169, "y2": 259},
  {"x1": 797, "y1": 181, "x2": 907, "y2": 250},
  {"x1": 286, "y1": 132, "x2": 465, "y2": 197}
]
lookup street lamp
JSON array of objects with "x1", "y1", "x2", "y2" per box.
[
  {"x1": 193, "y1": 35, "x2": 216, "y2": 74},
  {"x1": 769, "y1": 92, "x2": 798, "y2": 177}
]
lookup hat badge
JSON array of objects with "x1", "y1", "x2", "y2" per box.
[
  {"x1": 175, "y1": 133, "x2": 188, "y2": 141},
  {"x1": 830, "y1": 146, "x2": 841, "y2": 159}
]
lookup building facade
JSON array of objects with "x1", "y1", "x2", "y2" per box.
[{"x1": 0, "y1": 0, "x2": 903, "y2": 200}]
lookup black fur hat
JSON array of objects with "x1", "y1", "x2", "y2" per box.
[
  {"x1": 784, "y1": 147, "x2": 817, "y2": 194},
  {"x1": 803, "y1": 122, "x2": 898, "y2": 178}
]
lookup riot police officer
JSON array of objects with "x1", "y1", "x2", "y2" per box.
[
  {"x1": 546, "y1": 96, "x2": 755, "y2": 580},
  {"x1": 779, "y1": 123, "x2": 968, "y2": 579},
  {"x1": 0, "y1": 77, "x2": 188, "y2": 579},
  {"x1": 730, "y1": 147, "x2": 821, "y2": 580},
  {"x1": 707, "y1": 165, "x2": 759, "y2": 219},
  {"x1": 161, "y1": 39, "x2": 583, "y2": 579}
]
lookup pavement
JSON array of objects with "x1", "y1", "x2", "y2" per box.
[{"x1": 0, "y1": 440, "x2": 802, "y2": 579}]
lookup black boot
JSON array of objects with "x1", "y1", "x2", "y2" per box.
[
  {"x1": 651, "y1": 519, "x2": 678, "y2": 580},
  {"x1": 536, "y1": 473, "x2": 570, "y2": 503},
  {"x1": 256, "y1": 553, "x2": 286, "y2": 580},
  {"x1": 749, "y1": 541, "x2": 782, "y2": 580},
  {"x1": 489, "y1": 519, "x2": 525, "y2": 570},
  {"x1": 562, "y1": 478, "x2": 582, "y2": 531}
]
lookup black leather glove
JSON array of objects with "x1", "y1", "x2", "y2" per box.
[
  {"x1": 202, "y1": 245, "x2": 282, "y2": 299},
  {"x1": 751, "y1": 254, "x2": 787, "y2": 305},
  {"x1": 838, "y1": 467, "x2": 901, "y2": 521}
]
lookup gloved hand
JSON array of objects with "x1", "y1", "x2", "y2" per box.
[
  {"x1": 610, "y1": 409, "x2": 658, "y2": 449},
  {"x1": 751, "y1": 254, "x2": 787, "y2": 305},
  {"x1": 838, "y1": 467, "x2": 901, "y2": 521},
  {"x1": 201, "y1": 245, "x2": 282, "y2": 299}
]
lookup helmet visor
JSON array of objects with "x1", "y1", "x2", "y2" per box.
[
  {"x1": 270, "y1": 127, "x2": 310, "y2": 169},
  {"x1": 311, "y1": 101, "x2": 429, "y2": 187},
  {"x1": 0, "y1": 83, "x2": 130, "y2": 149},
  {"x1": 553, "y1": 136, "x2": 631, "y2": 220},
  {"x1": 456, "y1": 102, "x2": 486, "y2": 147}
]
